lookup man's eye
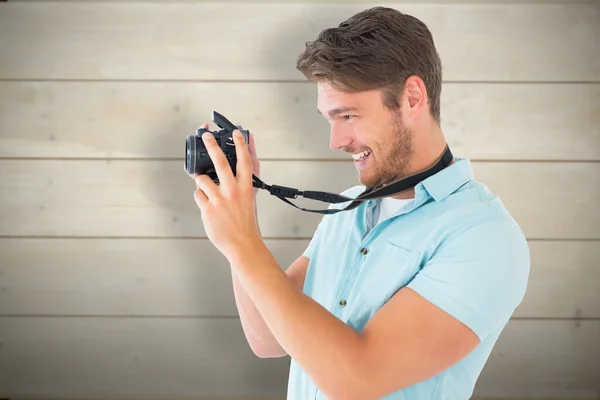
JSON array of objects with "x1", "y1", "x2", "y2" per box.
[{"x1": 343, "y1": 115, "x2": 354, "y2": 120}]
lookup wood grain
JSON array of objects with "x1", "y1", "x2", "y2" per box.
[
  {"x1": 1, "y1": 160, "x2": 598, "y2": 239},
  {"x1": 1, "y1": 81, "x2": 598, "y2": 160},
  {"x1": 0, "y1": 239, "x2": 598, "y2": 319},
  {"x1": 0, "y1": 317, "x2": 291, "y2": 397},
  {"x1": 0, "y1": 318, "x2": 598, "y2": 398},
  {"x1": 1, "y1": 2, "x2": 598, "y2": 399},
  {"x1": 477, "y1": 320, "x2": 600, "y2": 398},
  {"x1": 0, "y1": 3, "x2": 598, "y2": 81}
]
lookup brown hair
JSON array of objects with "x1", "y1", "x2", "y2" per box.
[{"x1": 296, "y1": 7, "x2": 442, "y2": 124}]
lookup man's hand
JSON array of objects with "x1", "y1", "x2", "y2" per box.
[
  {"x1": 185, "y1": 123, "x2": 261, "y2": 194},
  {"x1": 184, "y1": 123, "x2": 262, "y2": 260}
]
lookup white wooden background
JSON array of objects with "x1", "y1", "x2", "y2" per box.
[{"x1": 0, "y1": 1, "x2": 599, "y2": 399}]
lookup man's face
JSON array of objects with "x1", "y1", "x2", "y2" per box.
[{"x1": 317, "y1": 82, "x2": 413, "y2": 188}]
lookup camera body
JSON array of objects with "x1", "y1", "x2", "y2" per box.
[{"x1": 185, "y1": 111, "x2": 250, "y2": 182}]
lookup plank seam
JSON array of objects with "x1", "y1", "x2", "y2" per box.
[
  {"x1": 0, "y1": 236, "x2": 597, "y2": 241},
  {"x1": 0, "y1": 315, "x2": 597, "y2": 321},
  {"x1": 1, "y1": 158, "x2": 599, "y2": 163},
  {"x1": 0, "y1": 78, "x2": 599, "y2": 84}
]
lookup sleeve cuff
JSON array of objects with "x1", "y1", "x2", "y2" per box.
[{"x1": 407, "y1": 279, "x2": 492, "y2": 341}]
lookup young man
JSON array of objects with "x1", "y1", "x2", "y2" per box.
[{"x1": 189, "y1": 6, "x2": 530, "y2": 400}]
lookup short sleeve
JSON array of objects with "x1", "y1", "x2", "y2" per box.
[
  {"x1": 407, "y1": 217, "x2": 530, "y2": 341},
  {"x1": 302, "y1": 217, "x2": 325, "y2": 259}
]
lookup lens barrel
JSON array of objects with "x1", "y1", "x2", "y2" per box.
[{"x1": 185, "y1": 135, "x2": 197, "y2": 175}]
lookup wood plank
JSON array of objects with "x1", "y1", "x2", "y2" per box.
[
  {"x1": 0, "y1": 3, "x2": 598, "y2": 81},
  {"x1": 0, "y1": 239, "x2": 598, "y2": 319},
  {"x1": 514, "y1": 241, "x2": 600, "y2": 319},
  {"x1": 0, "y1": 239, "x2": 304, "y2": 317},
  {"x1": 478, "y1": 161, "x2": 600, "y2": 240},
  {"x1": 0, "y1": 317, "x2": 291, "y2": 397},
  {"x1": 0, "y1": 160, "x2": 598, "y2": 239},
  {"x1": 1, "y1": 81, "x2": 598, "y2": 161},
  {"x1": 476, "y1": 320, "x2": 600, "y2": 398},
  {"x1": 0, "y1": 318, "x2": 598, "y2": 398}
]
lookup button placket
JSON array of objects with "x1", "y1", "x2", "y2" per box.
[
  {"x1": 334, "y1": 201, "x2": 375, "y2": 315},
  {"x1": 334, "y1": 245, "x2": 370, "y2": 313}
]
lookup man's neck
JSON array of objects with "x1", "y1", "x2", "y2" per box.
[{"x1": 390, "y1": 125, "x2": 449, "y2": 200}]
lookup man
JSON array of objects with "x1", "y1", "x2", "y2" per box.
[{"x1": 188, "y1": 6, "x2": 530, "y2": 400}]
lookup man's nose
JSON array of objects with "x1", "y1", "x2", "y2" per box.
[{"x1": 329, "y1": 123, "x2": 352, "y2": 151}]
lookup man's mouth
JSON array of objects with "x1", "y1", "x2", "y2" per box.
[{"x1": 351, "y1": 149, "x2": 372, "y2": 161}]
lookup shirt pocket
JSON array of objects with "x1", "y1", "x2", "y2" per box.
[{"x1": 357, "y1": 240, "x2": 421, "y2": 308}]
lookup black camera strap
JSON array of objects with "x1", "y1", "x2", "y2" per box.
[{"x1": 251, "y1": 144, "x2": 454, "y2": 215}]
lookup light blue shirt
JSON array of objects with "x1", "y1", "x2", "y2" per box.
[{"x1": 287, "y1": 157, "x2": 530, "y2": 399}]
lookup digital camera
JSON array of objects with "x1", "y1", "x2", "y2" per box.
[{"x1": 185, "y1": 111, "x2": 250, "y2": 182}]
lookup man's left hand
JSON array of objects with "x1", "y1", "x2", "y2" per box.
[{"x1": 192, "y1": 129, "x2": 261, "y2": 261}]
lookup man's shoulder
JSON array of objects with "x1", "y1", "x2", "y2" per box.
[
  {"x1": 437, "y1": 179, "x2": 530, "y2": 262},
  {"x1": 413, "y1": 176, "x2": 529, "y2": 259},
  {"x1": 437, "y1": 176, "x2": 519, "y2": 229}
]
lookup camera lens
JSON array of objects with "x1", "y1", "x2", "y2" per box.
[{"x1": 185, "y1": 135, "x2": 197, "y2": 175}]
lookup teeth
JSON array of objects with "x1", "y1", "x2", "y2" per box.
[{"x1": 352, "y1": 150, "x2": 371, "y2": 160}]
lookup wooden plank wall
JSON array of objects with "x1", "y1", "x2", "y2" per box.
[{"x1": 0, "y1": 1, "x2": 599, "y2": 399}]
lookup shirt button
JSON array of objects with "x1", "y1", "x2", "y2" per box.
[
  {"x1": 339, "y1": 299, "x2": 347, "y2": 307},
  {"x1": 360, "y1": 248, "x2": 368, "y2": 255}
]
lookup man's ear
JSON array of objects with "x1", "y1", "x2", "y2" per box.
[{"x1": 403, "y1": 76, "x2": 428, "y2": 120}]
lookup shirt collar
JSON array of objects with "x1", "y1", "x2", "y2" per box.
[
  {"x1": 362, "y1": 157, "x2": 474, "y2": 215},
  {"x1": 418, "y1": 157, "x2": 474, "y2": 202}
]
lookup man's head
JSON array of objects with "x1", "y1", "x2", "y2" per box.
[{"x1": 296, "y1": 7, "x2": 443, "y2": 189}]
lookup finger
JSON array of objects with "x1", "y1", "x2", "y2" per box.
[
  {"x1": 195, "y1": 174, "x2": 220, "y2": 200},
  {"x1": 248, "y1": 133, "x2": 257, "y2": 157},
  {"x1": 193, "y1": 188, "x2": 209, "y2": 209},
  {"x1": 248, "y1": 133, "x2": 261, "y2": 179},
  {"x1": 201, "y1": 131, "x2": 235, "y2": 187},
  {"x1": 233, "y1": 130, "x2": 252, "y2": 185},
  {"x1": 200, "y1": 123, "x2": 209, "y2": 129}
]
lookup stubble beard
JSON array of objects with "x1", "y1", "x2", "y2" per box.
[{"x1": 359, "y1": 114, "x2": 414, "y2": 189}]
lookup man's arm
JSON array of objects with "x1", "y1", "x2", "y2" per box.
[
  {"x1": 232, "y1": 255, "x2": 309, "y2": 358},
  {"x1": 231, "y1": 249, "x2": 480, "y2": 400},
  {"x1": 357, "y1": 287, "x2": 480, "y2": 396},
  {"x1": 229, "y1": 217, "x2": 530, "y2": 400},
  {"x1": 233, "y1": 200, "x2": 311, "y2": 358}
]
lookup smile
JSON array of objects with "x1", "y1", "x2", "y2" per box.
[{"x1": 351, "y1": 150, "x2": 371, "y2": 160}]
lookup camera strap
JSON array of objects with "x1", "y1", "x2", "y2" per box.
[{"x1": 251, "y1": 144, "x2": 454, "y2": 215}]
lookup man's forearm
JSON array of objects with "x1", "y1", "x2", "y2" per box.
[
  {"x1": 229, "y1": 241, "x2": 369, "y2": 400},
  {"x1": 255, "y1": 202, "x2": 261, "y2": 236},
  {"x1": 230, "y1": 265, "x2": 287, "y2": 356},
  {"x1": 229, "y1": 200, "x2": 286, "y2": 356}
]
